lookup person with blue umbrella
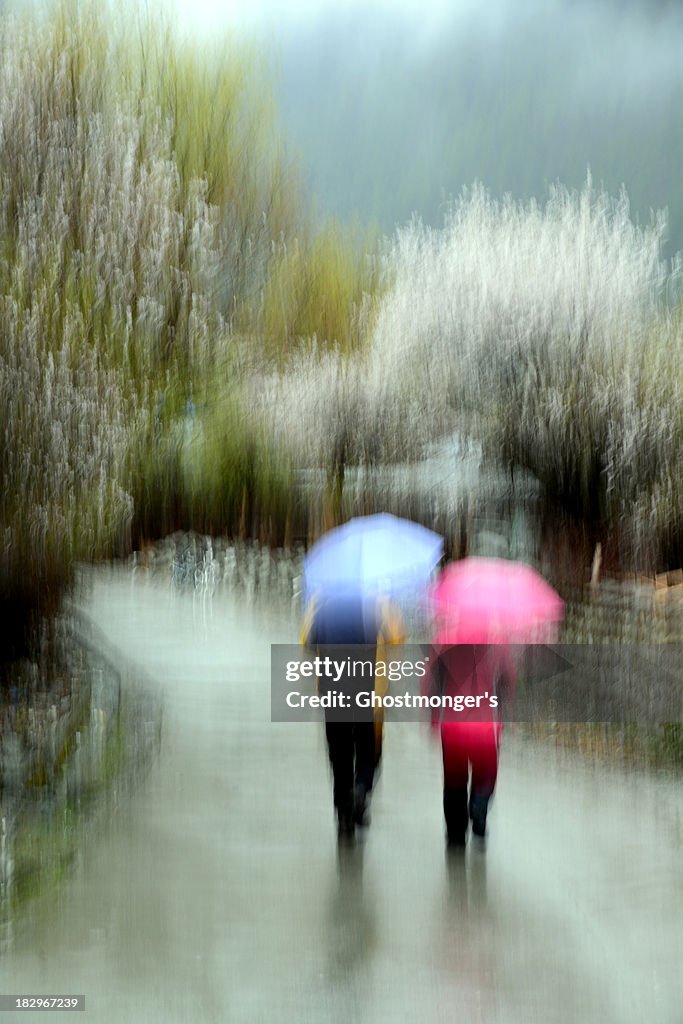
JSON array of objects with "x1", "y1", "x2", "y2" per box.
[{"x1": 301, "y1": 514, "x2": 443, "y2": 839}]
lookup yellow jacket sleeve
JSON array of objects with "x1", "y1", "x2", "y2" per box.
[
  {"x1": 374, "y1": 599, "x2": 406, "y2": 699},
  {"x1": 300, "y1": 599, "x2": 317, "y2": 649}
]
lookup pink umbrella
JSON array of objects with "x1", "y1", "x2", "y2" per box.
[{"x1": 431, "y1": 556, "x2": 564, "y2": 643}]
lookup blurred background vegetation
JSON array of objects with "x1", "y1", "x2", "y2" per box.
[
  {"x1": 0, "y1": 0, "x2": 681, "y2": 658},
  {"x1": 0, "y1": 0, "x2": 382, "y2": 654}
]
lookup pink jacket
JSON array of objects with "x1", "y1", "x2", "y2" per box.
[{"x1": 427, "y1": 635, "x2": 516, "y2": 746}]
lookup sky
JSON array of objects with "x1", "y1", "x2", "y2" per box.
[
  {"x1": 170, "y1": 0, "x2": 456, "y2": 34},
  {"x1": 8, "y1": 0, "x2": 683, "y2": 254},
  {"x1": 163, "y1": 0, "x2": 683, "y2": 255}
]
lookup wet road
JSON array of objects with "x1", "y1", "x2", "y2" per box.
[{"x1": 4, "y1": 570, "x2": 682, "y2": 1023}]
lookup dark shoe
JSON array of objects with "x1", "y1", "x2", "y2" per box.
[
  {"x1": 353, "y1": 785, "x2": 370, "y2": 827},
  {"x1": 471, "y1": 815, "x2": 486, "y2": 838},
  {"x1": 469, "y1": 796, "x2": 488, "y2": 838},
  {"x1": 444, "y1": 787, "x2": 469, "y2": 847},
  {"x1": 471, "y1": 832, "x2": 487, "y2": 851},
  {"x1": 337, "y1": 810, "x2": 356, "y2": 839},
  {"x1": 446, "y1": 831, "x2": 467, "y2": 849}
]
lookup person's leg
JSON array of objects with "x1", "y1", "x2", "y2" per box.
[
  {"x1": 468, "y1": 730, "x2": 499, "y2": 838},
  {"x1": 441, "y1": 728, "x2": 470, "y2": 845},
  {"x1": 373, "y1": 710, "x2": 385, "y2": 776},
  {"x1": 352, "y1": 721, "x2": 377, "y2": 826},
  {"x1": 325, "y1": 722, "x2": 355, "y2": 833}
]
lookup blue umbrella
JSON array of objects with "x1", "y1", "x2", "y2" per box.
[{"x1": 303, "y1": 513, "x2": 444, "y2": 603}]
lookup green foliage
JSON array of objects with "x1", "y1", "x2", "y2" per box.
[
  {"x1": 256, "y1": 221, "x2": 384, "y2": 359},
  {"x1": 185, "y1": 394, "x2": 294, "y2": 542},
  {"x1": 0, "y1": 0, "x2": 380, "y2": 646}
]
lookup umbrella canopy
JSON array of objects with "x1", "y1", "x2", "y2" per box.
[
  {"x1": 431, "y1": 556, "x2": 564, "y2": 643},
  {"x1": 303, "y1": 513, "x2": 443, "y2": 602}
]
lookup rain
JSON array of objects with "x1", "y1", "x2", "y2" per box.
[{"x1": 0, "y1": 1, "x2": 681, "y2": 1022}]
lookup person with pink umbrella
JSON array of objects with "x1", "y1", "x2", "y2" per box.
[{"x1": 428, "y1": 557, "x2": 564, "y2": 847}]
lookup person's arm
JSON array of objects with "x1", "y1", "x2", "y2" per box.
[
  {"x1": 422, "y1": 648, "x2": 444, "y2": 732},
  {"x1": 378, "y1": 599, "x2": 406, "y2": 646},
  {"x1": 373, "y1": 599, "x2": 405, "y2": 699},
  {"x1": 300, "y1": 599, "x2": 318, "y2": 651},
  {"x1": 300, "y1": 600, "x2": 324, "y2": 696},
  {"x1": 495, "y1": 644, "x2": 517, "y2": 720}
]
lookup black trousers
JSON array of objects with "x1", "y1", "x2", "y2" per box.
[
  {"x1": 325, "y1": 721, "x2": 377, "y2": 818},
  {"x1": 442, "y1": 729, "x2": 499, "y2": 841}
]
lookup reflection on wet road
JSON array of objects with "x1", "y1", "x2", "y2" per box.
[{"x1": 4, "y1": 569, "x2": 682, "y2": 1023}]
